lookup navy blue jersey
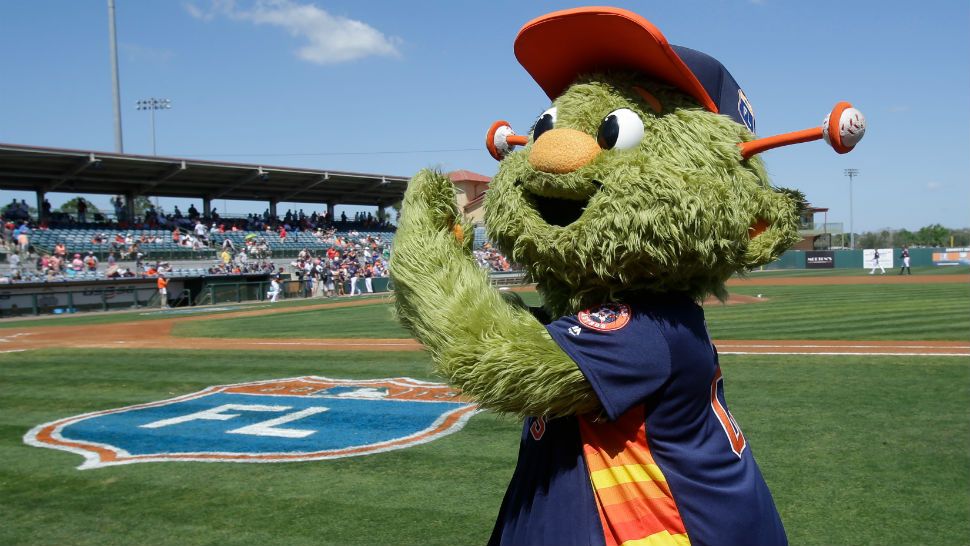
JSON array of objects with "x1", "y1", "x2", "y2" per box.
[{"x1": 489, "y1": 296, "x2": 786, "y2": 546}]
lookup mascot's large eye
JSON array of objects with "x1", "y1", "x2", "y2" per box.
[
  {"x1": 597, "y1": 108, "x2": 644, "y2": 150},
  {"x1": 531, "y1": 107, "x2": 557, "y2": 142}
]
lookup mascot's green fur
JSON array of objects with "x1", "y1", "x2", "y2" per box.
[
  {"x1": 391, "y1": 73, "x2": 799, "y2": 418},
  {"x1": 388, "y1": 7, "x2": 830, "y2": 545}
]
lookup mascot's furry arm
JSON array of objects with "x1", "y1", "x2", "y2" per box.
[{"x1": 390, "y1": 169, "x2": 599, "y2": 418}]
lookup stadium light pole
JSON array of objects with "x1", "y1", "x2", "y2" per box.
[
  {"x1": 844, "y1": 168, "x2": 859, "y2": 249},
  {"x1": 136, "y1": 98, "x2": 172, "y2": 155},
  {"x1": 107, "y1": 0, "x2": 124, "y2": 152}
]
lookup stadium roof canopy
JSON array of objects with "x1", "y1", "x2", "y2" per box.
[{"x1": 0, "y1": 142, "x2": 409, "y2": 207}]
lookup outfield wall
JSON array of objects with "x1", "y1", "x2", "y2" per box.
[
  {"x1": 764, "y1": 247, "x2": 953, "y2": 270},
  {"x1": 0, "y1": 274, "x2": 394, "y2": 317}
]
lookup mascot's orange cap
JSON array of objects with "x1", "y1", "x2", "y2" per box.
[{"x1": 514, "y1": 6, "x2": 756, "y2": 132}]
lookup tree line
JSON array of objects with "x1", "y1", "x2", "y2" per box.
[{"x1": 854, "y1": 224, "x2": 969, "y2": 249}]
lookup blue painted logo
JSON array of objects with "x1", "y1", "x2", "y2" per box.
[{"x1": 25, "y1": 377, "x2": 478, "y2": 469}]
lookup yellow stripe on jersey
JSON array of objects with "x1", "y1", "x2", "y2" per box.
[
  {"x1": 620, "y1": 530, "x2": 692, "y2": 546},
  {"x1": 590, "y1": 463, "x2": 667, "y2": 489}
]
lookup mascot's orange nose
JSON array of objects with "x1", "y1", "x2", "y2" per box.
[{"x1": 529, "y1": 128, "x2": 600, "y2": 174}]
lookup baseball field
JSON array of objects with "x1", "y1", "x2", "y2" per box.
[{"x1": 1, "y1": 267, "x2": 968, "y2": 545}]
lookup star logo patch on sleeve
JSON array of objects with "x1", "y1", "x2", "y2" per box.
[{"x1": 577, "y1": 303, "x2": 631, "y2": 331}]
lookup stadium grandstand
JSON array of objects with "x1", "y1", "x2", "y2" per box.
[
  {"x1": 1, "y1": 143, "x2": 524, "y2": 317},
  {"x1": 0, "y1": 142, "x2": 416, "y2": 314}
]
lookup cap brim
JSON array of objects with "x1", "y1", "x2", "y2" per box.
[{"x1": 514, "y1": 7, "x2": 717, "y2": 113}]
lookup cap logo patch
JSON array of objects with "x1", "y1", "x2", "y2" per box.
[
  {"x1": 577, "y1": 303, "x2": 631, "y2": 331},
  {"x1": 737, "y1": 90, "x2": 756, "y2": 133}
]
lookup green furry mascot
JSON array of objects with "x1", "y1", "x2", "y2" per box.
[{"x1": 391, "y1": 7, "x2": 864, "y2": 546}]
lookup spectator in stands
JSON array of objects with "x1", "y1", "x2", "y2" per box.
[
  {"x1": 188, "y1": 204, "x2": 199, "y2": 220},
  {"x1": 7, "y1": 252, "x2": 20, "y2": 277},
  {"x1": 1, "y1": 222, "x2": 11, "y2": 251},
  {"x1": 279, "y1": 225, "x2": 287, "y2": 242},
  {"x1": 134, "y1": 246, "x2": 145, "y2": 272},
  {"x1": 84, "y1": 252, "x2": 98, "y2": 271},
  {"x1": 157, "y1": 273, "x2": 169, "y2": 308},
  {"x1": 194, "y1": 220, "x2": 208, "y2": 244},
  {"x1": 36, "y1": 254, "x2": 49, "y2": 275},
  {"x1": 76, "y1": 197, "x2": 87, "y2": 223},
  {"x1": 336, "y1": 265, "x2": 347, "y2": 296},
  {"x1": 70, "y1": 253, "x2": 84, "y2": 272},
  {"x1": 16, "y1": 223, "x2": 31, "y2": 255},
  {"x1": 374, "y1": 259, "x2": 388, "y2": 277}
]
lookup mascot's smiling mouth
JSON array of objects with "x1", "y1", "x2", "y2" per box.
[{"x1": 522, "y1": 180, "x2": 601, "y2": 227}]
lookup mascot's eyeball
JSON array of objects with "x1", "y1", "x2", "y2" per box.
[
  {"x1": 532, "y1": 107, "x2": 557, "y2": 141},
  {"x1": 597, "y1": 108, "x2": 644, "y2": 150}
]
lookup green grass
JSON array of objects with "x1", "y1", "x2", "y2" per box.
[
  {"x1": 705, "y1": 283, "x2": 970, "y2": 340},
  {"x1": 721, "y1": 354, "x2": 970, "y2": 546},
  {"x1": 171, "y1": 300, "x2": 411, "y2": 339},
  {"x1": 1, "y1": 349, "x2": 967, "y2": 545},
  {"x1": 0, "y1": 349, "x2": 519, "y2": 546},
  {"x1": 174, "y1": 283, "x2": 968, "y2": 342}
]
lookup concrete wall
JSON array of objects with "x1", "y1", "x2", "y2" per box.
[{"x1": 764, "y1": 248, "x2": 949, "y2": 270}]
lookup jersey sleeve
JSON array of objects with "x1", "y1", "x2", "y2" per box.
[{"x1": 546, "y1": 308, "x2": 671, "y2": 421}]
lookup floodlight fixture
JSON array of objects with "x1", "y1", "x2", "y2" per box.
[{"x1": 136, "y1": 97, "x2": 173, "y2": 155}]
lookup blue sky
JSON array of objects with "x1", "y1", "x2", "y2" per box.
[{"x1": 1, "y1": 0, "x2": 967, "y2": 231}]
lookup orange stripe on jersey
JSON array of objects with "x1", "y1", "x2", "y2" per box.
[
  {"x1": 596, "y1": 480, "x2": 672, "y2": 505},
  {"x1": 580, "y1": 408, "x2": 691, "y2": 546}
]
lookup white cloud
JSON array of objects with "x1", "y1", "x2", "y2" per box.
[
  {"x1": 185, "y1": 0, "x2": 401, "y2": 64},
  {"x1": 926, "y1": 181, "x2": 942, "y2": 192}
]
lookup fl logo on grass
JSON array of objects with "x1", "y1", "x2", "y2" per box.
[{"x1": 24, "y1": 377, "x2": 478, "y2": 470}]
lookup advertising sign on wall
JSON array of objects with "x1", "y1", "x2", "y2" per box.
[
  {"x1": 862, "y1": 248, "x2": 894, "y2": 270},
  {"x1": 932, "y1": 248, "x2": 970, "y2": 266},
  {"x1": 806, "y1": 251, "x2": 835, "y2": 269}
]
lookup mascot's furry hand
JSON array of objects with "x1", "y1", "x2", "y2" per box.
[{"x1": 390, "y1": 169, "x2": 599, "y2": 418}]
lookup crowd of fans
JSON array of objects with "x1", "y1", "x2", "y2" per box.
[
  {"x1": 474, "y1": 243, "x2": 512, "y2": 272},
  {"x1": 3, "y1": 196, "x2": 520, "y2": 285}
]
